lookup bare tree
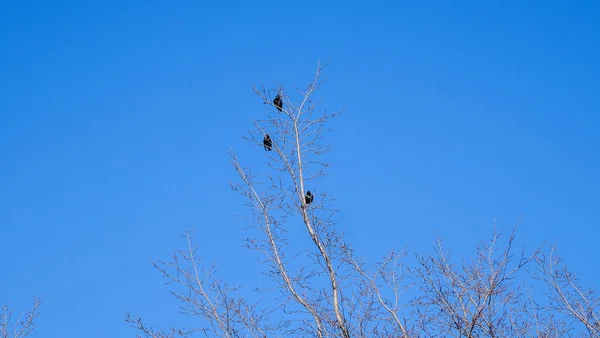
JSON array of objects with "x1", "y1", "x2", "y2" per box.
[
  {"x1": 411, "y1": 227, "x2": 541, "y2": 337},
  {"x1": 125, "y1": 231, "x2": 275, "y2": 338},
  {"x1": 0, "y1": 298, "x2": 43, "y2": 338},
  {"x1": 127, "y1": 63, "x2": 599, "y2": 338},
  {"x1": 232, "y1": 61, "x2": 350, "y2": 337},
  {"x1": 535, "y1": 247, "x2": 600, "y2": 337}
]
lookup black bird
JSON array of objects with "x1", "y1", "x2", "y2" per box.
[
  {"x1": 273, "y1": 94, "x2": 283, "y2": 112},
  {"x1": 305, "y1": 191, "x2": 313, "y2": 204},
  {"x1": 263, "y1": 134, "x2": 273, "y2": 151}
]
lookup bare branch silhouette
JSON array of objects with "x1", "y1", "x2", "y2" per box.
[
  {"x1": 0, "y1": 298, "x2": 43, "y2": 338},
  {"x1": 535, "y1": 247, "x2": 600, "y2": 337},
  {"x1": 127, "y1": 62, "x2": 599, "y2": 338}
]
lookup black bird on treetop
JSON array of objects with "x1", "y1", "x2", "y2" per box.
[
  {"x1": 273, "y1": 94, "x2": 283, "y2": 112},
  {"x1": 263, "y1": 134, "x2": 273, "y2": 151},
  {"x1": 305, "y1": 191, "x2": 313, "y2": 204}
]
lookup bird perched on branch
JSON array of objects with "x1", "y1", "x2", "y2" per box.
[
  {"x1": 305, "y1": 191, "x2": 313, "y2": 204},
  {"x1": 263, "y1": 134, "x2": 272, "y2": 151},
  {"x1": 273, "y1": 94, "x2": 283, "y2": 112}
]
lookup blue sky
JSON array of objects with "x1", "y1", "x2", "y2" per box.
[{"x1": 1, "y1": 1, "x2": 598, "y2": 336}]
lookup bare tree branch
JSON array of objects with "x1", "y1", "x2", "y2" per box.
[
  {"x1": 535, "y1": 247, "x2": 600, "y2": 337},
  {"x1": 0, "y1": 298, "x2": 43, "y2": 338}
]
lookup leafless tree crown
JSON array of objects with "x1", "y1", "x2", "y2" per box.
[{"x1": 126, "y1": 63, "x2": 599, "y2": 338}]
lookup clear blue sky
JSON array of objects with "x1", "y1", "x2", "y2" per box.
[{"x1": 1, "y1": 1, "x2": 598, "y2": 337}]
